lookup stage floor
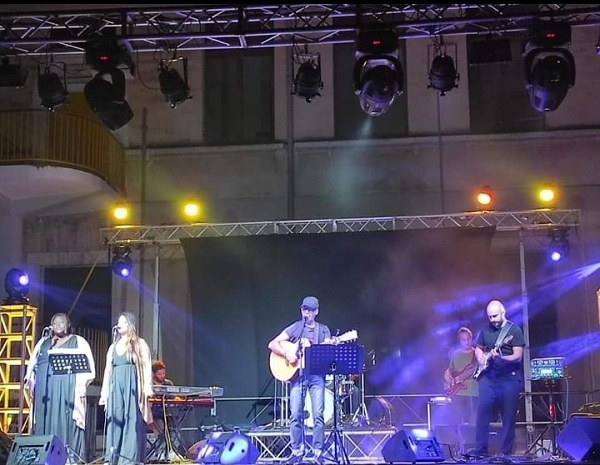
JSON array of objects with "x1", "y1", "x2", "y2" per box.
[{"x1": 244, "y1": 426, "x2": 581, "y2": 465}]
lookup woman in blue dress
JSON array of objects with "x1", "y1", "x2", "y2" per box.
[{"x1": 100, "y1": 312, "x2": 153, "y2": 465}]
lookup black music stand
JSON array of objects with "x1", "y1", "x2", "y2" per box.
[
  {"x1": 48, "y1": 349, "x2": 92, "y2": 463},
  {"x1": 306, "y1": 342, "x2": 364, "y2": 465}
]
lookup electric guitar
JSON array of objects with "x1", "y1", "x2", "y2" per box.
[
  {"x1": 444, "y1": 362, "x2": 476, "y2": 396},
  {"x1": 472, "y1": 335, "x2": 514, "y2": 380},
  {"x1": 269, "y1": 330, "x2": 358, "y2": 382}
]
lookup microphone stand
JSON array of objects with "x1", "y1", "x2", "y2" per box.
[{"x1": 297, "y1": 317, "x2": 308, "y2": 456}]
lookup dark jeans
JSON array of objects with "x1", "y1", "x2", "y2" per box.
[{"x1": 475, "y1": 372, "x2": 522, "y2": 455}]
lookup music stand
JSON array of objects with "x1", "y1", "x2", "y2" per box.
[
  {"x1": 306, "y1": 343, "x2": 364, "y2": 465},
  {"x1": 48, "y1": 348, "x2": 92, "y2": 463}
]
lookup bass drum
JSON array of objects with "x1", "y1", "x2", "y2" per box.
[
  {"x1": 303, "y1": 388, "x2": 334, "y2": 428},
  {"x1": 367, "y1": 396, "x2": 394, "y2": 427}
]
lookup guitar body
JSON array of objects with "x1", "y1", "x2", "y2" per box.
[
  {"x1": 472, "y1": 335, "x2": 514, "y2": 380},
  {"x1": 269, "y1": 330, "x2": 358, "y2": 382},
  {"x1": 269, "y1": 339, "x2": 307, "y2": 382},
  {"x1": 444, "y1": 362, "x2": 475, "y2": 396}
]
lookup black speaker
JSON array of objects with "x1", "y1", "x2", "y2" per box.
[
  {"x1": 382, "y1": 429, "x2": 445, "y2": 463},
  {"x1": 6, "y1": 435, "x2": 67, "y2": 465},
  {"x1": 557, "y1": 416, "x2": 600, "y2": 461},
  {"x1": 197, "y1": 431, "x2": 259, "y2": 465}
]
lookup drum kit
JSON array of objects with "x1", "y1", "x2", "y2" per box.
[{"x1": 302, "y1": 356, "x2": 389, "y2": 430}]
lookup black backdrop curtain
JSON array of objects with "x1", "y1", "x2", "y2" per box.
[{"x1": 181, "y1": 226, "x2": 498, "y2": 427}]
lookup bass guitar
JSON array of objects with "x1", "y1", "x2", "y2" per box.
[
  {"x1": 269, "y1": 330, "x2": 358, "y2": 382},
  {"x1": 444, "y1": 362, "x2": 476, "y2": 397},
  {"x1": 472, "y1": 335, "x2": 514, "y2": 380}
]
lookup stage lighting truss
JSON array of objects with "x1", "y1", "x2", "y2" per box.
[
  {"x1": 523, "y1": 21, "x2": 576, "y2": 112},
  {"x1": 37, "y1": 63, "x2": 68, "y2": 111},
  {"x1": 353, "y1": 27, "x2": 404, "y2": 117},
  {"x1": 292, "y1": 47, "x2": 323, "y2": 103},
  {"x1": 159, "y1": 57, "x2": 192, "y2": 108},
  {"x1": 111, "y1": 245, "x2": 133, "y2": 277},
  {"x1": 427, "y1": 40, "x2": 459, "y2": 96},
  {"x1": 548, "y1": 227, "x2": 570, "y2": 262},
  {"x1": 4, "y1": 268, "x2": 30, "y2": 304}
]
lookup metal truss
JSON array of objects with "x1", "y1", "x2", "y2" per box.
[
  {"x1": 1, "y1": 4, "x2": 600, "y2": 57},
  {"x1": 101, "y1": 208, "x2": 581, "y2": 245},
  {"x1": 247, "y1": 427, "x2": 396, "y2": 463}
]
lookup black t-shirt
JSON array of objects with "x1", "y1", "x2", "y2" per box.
[{"x1": 476, "y1": 321, "x2": 525, "y2": 378}]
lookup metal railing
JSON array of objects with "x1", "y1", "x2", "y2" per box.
[{"x1": 0, "y1": 110, "x2": 125, "y2": 194}]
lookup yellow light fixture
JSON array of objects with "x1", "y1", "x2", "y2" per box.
[{"x1": 476, "y1": 185, "x2": 495, "y2": 210}]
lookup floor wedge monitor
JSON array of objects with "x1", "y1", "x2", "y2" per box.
[
  {"x1": 382, "y1": 429, "x2": 445, "y2": 463},
  {"x1": 557, "y1": 416, "x2": 600, "y2": 462}
]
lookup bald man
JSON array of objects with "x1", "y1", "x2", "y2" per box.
[{"x1": 470, "y1": 300, "x2": 525, "y2": 458}]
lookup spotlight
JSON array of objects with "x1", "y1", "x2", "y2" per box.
[
  {"x1": 159, "y1": 58, "x2": 192, "y2": 108},
  {"x1": 0, "y1": 56, "x2": 28, "y2": 87},
  {"x1": 38, "y1": 64, "x2": 68, "y2": 111},
  {"x1": 84, "y1": 33, "x2": 135, "y2": 75},
  {"x1": 111, "y1": 245, "x2": 132, "y2": 278},
  {"x1": 548, "y1": 228, "x2": 569, "y2": 262},
  {"x1": 476, "y1": 185, "x2": 495, "y2": 210},
  {"x1": 537, "y1": 184, "x2": 557, "y2": 205},
  {"x1": 428, "y1": 42, "x2": 459, "y2": 96},
  {"x1": 292, "y1": 53, "x2": 323, "y2": 102},
  {"x1": 4, "y1": 268, "x2": 30, "y2": 304},
  {"x1": 353, "y1": 27, "x2": 404, "y2": 116},
  {"x1": 523, "y1": 21, "x2": 575, "y2": 112},
  {"x1": 84, "y1": 68, "x2": 133, "y2": 131}
]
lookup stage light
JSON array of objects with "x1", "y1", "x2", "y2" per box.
[
  {"x1": 112, "y1": 203, "x2": 130, "y2": 222},
  {"x1": 84, "y1": 34, "x2": 135, "y2": 75},
  {"x1": 159, "y1": 58, "x2": 192, "y2": 108},
  {"x1": 428, "y1": 42, "x2": 459, "y2": 96},
  {"x1": 182, "y1": 201, "x2": 201, "y2": 222},
  {"x1": 353, "y1": 27, "x2": 404, "y2": 116},
  {"x1": 523, "y1": 21, "x2": 575, "y2": 112},
  {"x1": 84, "y1": 68, "x2": 133, "y2": 131},
  {"x1": 476, "y1": 185, "x2": 495, "y2": 210},
  {"x1": 548, "y1": 228, "x2": 569, "y2": 262},
  {"x1": 538, "y1": 184, "x2": 556, "y2": 204},
  {"x1": 4, "y1": 268, "x2": 30, "y2": 304},
  {"x1": 292, "y1": 54, "x2": 323, "y2": 103},
  {"x1": 38, "y1": 64, "x2": 68, "y2": 111},
  {"x1": 111, "y1": 245, "x2": 132, "y2": 278}
]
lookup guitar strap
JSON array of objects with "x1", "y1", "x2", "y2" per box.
[{"x1": 494, "y1": 321, "x2": 513, "y2": 348}]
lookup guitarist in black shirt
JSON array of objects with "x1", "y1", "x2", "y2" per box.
[{"x1": 469, "y1": 300, "x2": 525, "y2": 458}]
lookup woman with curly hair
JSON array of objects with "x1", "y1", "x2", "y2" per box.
[{"x1": 100, "y1": 312, "x2": 154, "y2": 465}]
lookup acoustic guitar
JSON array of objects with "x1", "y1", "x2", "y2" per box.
[
  {"x1": 269, "y1": 330, "x2": 358, "y2": 382},
  {"x1": 472, "y1": 335, "x2": 514, "y2": 380}
]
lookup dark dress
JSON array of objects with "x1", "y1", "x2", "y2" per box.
[
  {"x1": 31, "y1": 336, "x2": 85, "y2": 459},
  {"x1": 105, "y1": 349, "x2": 146, "y2": 465}
]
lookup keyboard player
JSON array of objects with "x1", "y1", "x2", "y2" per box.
[
  {"x1": 152, "y1": 360, "x2": 174, "y2": 386},
  {"x1": 148, "y1": 360, "x2": 181, "y2": 462}
]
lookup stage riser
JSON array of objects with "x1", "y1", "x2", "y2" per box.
[{"x1": 247, "y1": 428, "x2": 396, "y2": 463}]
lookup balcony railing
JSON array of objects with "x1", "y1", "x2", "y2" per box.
[{"x1": 0, "y1": 110, "x2": 125, "y2": 194}]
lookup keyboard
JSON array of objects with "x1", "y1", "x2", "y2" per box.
[
  {"x1": 152, "y1": 385, "x2": 224, "y2": 398},
  {"x1": 148, "y1": 397, "x2": 215, "y2": 408}
]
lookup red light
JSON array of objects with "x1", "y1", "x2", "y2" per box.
[
  {"x1": 545, "y1": 32, "x2": 556, "y2": 39},
  {"x1": 99, "y1": 55, "x2": 109, "y2": 62},
  {"x1": 372, "y1": 39, "x2": 381, "y2": 46}
]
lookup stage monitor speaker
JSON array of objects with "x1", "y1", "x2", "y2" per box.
[
  {"x1": 557, "y1": 416, "x2": 600, "y2": 462},
  {"x1": 197, "y1": 430, "x2": 259, "y2": 465},
  {"x1": 382, "y1": 429, "x2": 445, "y2": 463},
  {"x1": 6, "y1": 435, "x2": 67, "y2": 465}
]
